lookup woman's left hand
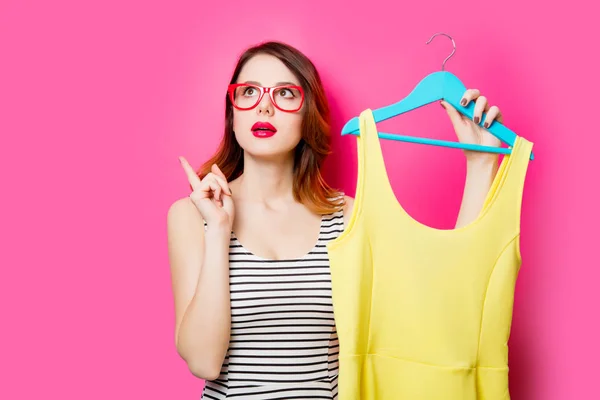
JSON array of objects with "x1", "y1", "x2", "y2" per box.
[{"x1": 440, "y1": 88, "x2": 503, "y2": 163}]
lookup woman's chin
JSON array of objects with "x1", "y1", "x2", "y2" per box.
[{"x1": 243, "y1": 143, "x2": 297, "y2": 161}]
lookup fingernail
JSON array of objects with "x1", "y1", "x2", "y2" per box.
[
  {"x1": 178, "y1": 157, "x2": 182, "y2": 164},
  {"x1": 440, "y1": 101, "x2": 445, "y2": 109},
  {"x1": 460, "y1": 98, "x2": 467, "y2": 106},
  {"x1": 483, "y1": 122, "x2": 490, "y2": 129},
  {"x1": 474, "y1": 116, "x2": 480, "y2": 124}
]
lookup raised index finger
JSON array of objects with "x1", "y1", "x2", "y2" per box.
[{"x1": 179, "y1": 156, "x2": 202, "y2": 191}]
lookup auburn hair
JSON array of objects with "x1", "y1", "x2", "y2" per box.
[{"x1": 196, "y1": 41, "x2": 344, "y2": 215}]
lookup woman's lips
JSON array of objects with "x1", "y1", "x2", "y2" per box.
[
  {"x1": 252, "y1": 130, "x2": 276, "y2": 138},
  {"x1": 251, "y1": 121, "x2": 277, "y2": 138}
]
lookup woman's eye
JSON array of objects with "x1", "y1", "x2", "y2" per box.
[{"x1": 279, "y1": 89, "x2": 294, "y2": 97}]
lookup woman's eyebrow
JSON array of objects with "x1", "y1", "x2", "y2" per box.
[
  {"x1": 242, "y1": 80, "x2": 299, "y2": 86},
  {"x1": 275, "y1": 81, "x2": 298, "y2": 86}
]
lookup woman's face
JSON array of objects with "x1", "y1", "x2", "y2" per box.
[{"x1": 232, "y1": 54, "x2": 305, "y2": 160}]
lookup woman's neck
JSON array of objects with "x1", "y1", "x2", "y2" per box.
[{"x1": 235, "y1": 155, "x2": 296, "y2": 207}]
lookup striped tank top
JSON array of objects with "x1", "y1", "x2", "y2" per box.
[{"x1": 200, "y1": 209, "x2": 344, "y2": 400}]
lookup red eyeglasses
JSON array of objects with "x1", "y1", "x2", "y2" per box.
[{"x1": 227, "y1": 83, "x2": 305, "y2": 112}]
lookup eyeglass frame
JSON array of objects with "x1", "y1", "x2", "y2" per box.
[{"x1": 227, "y1": 83, "x2": 305, "y2": 112}]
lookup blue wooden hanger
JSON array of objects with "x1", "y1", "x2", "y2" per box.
[{"x1": 341, "y1": 33, "x2": 534, "y2": 160}]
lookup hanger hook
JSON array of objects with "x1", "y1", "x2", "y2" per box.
[{"x1": 426, "y1": 32, "x2": 456, "y2": 71}]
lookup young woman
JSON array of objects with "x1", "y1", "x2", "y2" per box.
[{"x1": 167, "y1": 41, "x2": 504, "y2": 399}]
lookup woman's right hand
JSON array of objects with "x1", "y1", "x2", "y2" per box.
[{"x1": 179, "y1": 157, "x2": 234, "y2": 233}]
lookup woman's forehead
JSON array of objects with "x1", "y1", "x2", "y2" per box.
[{"x1": 238, "y1": 54, "x2": 299, "y2": 86}]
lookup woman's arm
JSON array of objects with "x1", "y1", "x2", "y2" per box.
[
  {"x1": 167, "y1": 197, "x2": 231, "y2": 380},
  {"x1": 440, "y1": 88, "x2": 506, "y2": 228},
  {"x1": 455, "y1": 157, "x2": 499, "y2": 229}
]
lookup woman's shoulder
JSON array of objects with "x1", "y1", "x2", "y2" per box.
[
  {"x1": 168, "y1": 197, "x2": 197, "y2": 219},
  {"x1": 343, "y1": 195, "x2": 354, "y2": 214},
  {"x1": 167, "y1": 197, "x2": 205, "y2": 232},
  {"x1": 341, "y1": 195, "x2": 354, "y2": 228}
]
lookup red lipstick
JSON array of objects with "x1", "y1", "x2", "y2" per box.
[{"x1": 251, "y1": 121, "x2": 277, "y2": 138}]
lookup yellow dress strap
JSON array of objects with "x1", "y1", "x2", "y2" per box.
[
  {"x1": 481, "y1": 136, "x2": 535, "y2": 233},
  {"x1": 353, "y1": 109, "x2": 398, "y2": 217},
  {"x1": 504, "y1": 136, "x2": 534, "y2": 221}
]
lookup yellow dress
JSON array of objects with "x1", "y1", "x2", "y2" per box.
[{"x1": 327, "y1": 109, "x2": 534, "y2": 399}]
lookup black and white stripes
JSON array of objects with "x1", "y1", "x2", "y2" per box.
[{"x1": 201, "y1": 211, "x2": 344, "y2": 399}]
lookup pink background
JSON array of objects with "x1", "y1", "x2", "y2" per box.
[{"x1": 1, "y1": 0, "x2": 597, "y2": 399}]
